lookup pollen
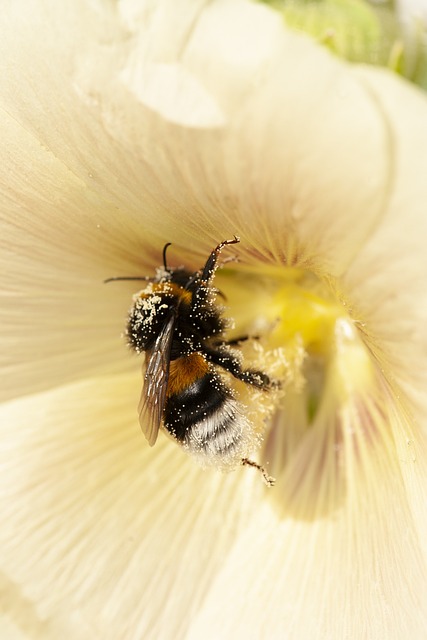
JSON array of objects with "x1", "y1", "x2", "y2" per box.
[
  {"x1": 208, "y1": 261, "x2": 400, "y2": 507},
  {"x1": 215, "y1": 266, "x2": 376, "y2": 434}
]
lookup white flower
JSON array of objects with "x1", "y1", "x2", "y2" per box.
[{"x1": 1, "y1": 1, "x2": 427, "y2": 638}]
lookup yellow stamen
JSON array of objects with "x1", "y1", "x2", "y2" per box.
[{"x1": 217, "y1": 267, "x2": 375, "y2": 426}]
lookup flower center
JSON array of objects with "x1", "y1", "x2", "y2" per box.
[
  {"x1": 218, "y1": 266, "x2": 373, "y2": 402},
  {"x1": 217, "y1": 265, "x2": 379, "y2": 506}
]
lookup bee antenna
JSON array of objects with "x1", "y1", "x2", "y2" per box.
[
  {"x1": 163, "y1": 242, "x2": 172, "y2": 270},
  {"x1": 104, "y1": 276, "x2": 154, "y2": 284}
]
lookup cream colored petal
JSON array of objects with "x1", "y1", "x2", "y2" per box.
[
  {"x1": 0, "y1": 4, "x2": 218, "y2": 400},
  {"x1": 188, "y1": 395, "x2": 427, "y2": 639},
  {"x1": 120, "y1": 61, "x2": 227, "y2": 128},
  {"x1": 0, "y1": 3, "x2": 157, "y2": 400},
  {"x1": 0, "y1": 0, "x2": 398, "y2": 262},
  {"x1": 398, "y1": 0, "x2": 427, "y2": 25},
  {"x1": 98, "y1": 0, "x2": 427, "y2": 288},
  {"x1": 118, "y1": 0, "x2": 284, "y2": 128},
  {"x1": 2, "y1": 375, "x2": 426, "y2": 637},
  {"x1": 0, "y1": 374, "x2": 269, "y2": 639},
  {"x1": 0, "y1": 616, "x2": 30, "y2": 640},
  {"x1": 0, "y1": 0, "x2": 411, "y2": 402},
  {"x1": 340, "y1": 69, "x2": 427, "y2": 408},
  {"x1": 109, "y1": 1, "x2": 394, "y2": 270},
  {"x1": 2, "y1": 6, "x2": 426, "y2": 640}
]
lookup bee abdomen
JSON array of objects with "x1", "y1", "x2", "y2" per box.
[
  {"x1": 185, "y1": 397, "x2": 248, "y2": 458},
  {"x1": 164, "y1": 372, "x2": 228, "y2": 440},
  {"x1": 164, "y1": 370, "x2": 250, "y2": 461}
]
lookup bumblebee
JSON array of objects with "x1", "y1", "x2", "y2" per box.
[{"x1": 107, "y1": 237, "x2": 274, "y2": 485}]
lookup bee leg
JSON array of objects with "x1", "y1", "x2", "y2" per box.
[
  {"x1": 201, "y1": 236, "x2": 240, "y2": 283},
  {"x1": 190, "y1": 237, "x2": 240, "y2": 307},
  {"x1": 204, "y1": 347, "x2": 271, "y2": 389},
  {"x1": 236, "y1": 369, "x2": 271, "y2": 388},
  {"x1": 217, "y1": 334, "x2": 261, "y2": 346},
  {"x1": 241, "y1": 458, "x2": 275, "y2": 487},
  {"x1": 211, "y1": 336, "x2": 249, "y2": 347},
  {"x1": 218, "y1": 254, "x2": 240, "y2": 269}
]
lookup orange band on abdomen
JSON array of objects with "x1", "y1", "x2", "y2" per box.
[{"x1": 167, "y1": 353, "x2": 209, "y2": 397}]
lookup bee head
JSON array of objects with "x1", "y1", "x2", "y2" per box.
[{"x1": 126, "y1": 282, "x2": 177, "y2": 353}]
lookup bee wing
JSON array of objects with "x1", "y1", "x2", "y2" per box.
[{"x1": 138, "y1": 313, "x2": 176, "y2": 446}]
